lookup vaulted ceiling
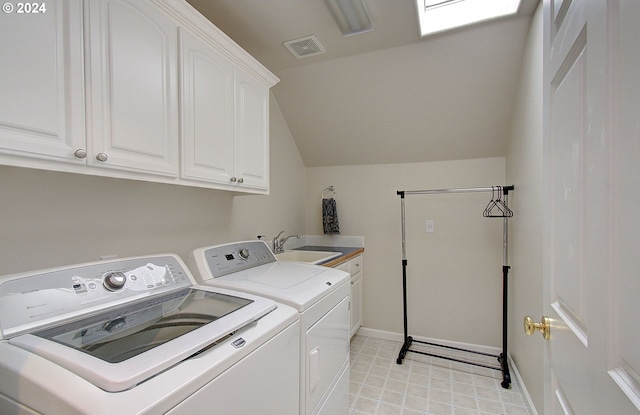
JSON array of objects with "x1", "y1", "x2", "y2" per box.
[{"x1": 187, "y1": 0, "x2": 539, "y2": 167}]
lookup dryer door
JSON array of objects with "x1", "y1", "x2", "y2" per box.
[{"x1": 306, "y1": 295, "x2": 350, "y2": 415}]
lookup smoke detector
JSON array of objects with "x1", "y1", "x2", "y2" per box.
[{"x1": 283, "y1": 35, "x2": 326, "y2": 59}]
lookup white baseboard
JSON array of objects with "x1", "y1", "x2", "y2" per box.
[
  {"x1": 506, "y1": 354, "x2": 540, "y2": 415},
  {"x1": 355, "y1": 327, "x2": 539, "y2": 415},
  {"x1": 356, "y1": 327, "x2": 501, "y2": 356}
]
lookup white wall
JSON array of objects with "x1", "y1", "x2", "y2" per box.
[
  {"x1": 505, "y1": 2, "x2": 544, "y2": 412},
  {"x1": 306, "y1": 158, "x2": 507, "y2": 347},
  {"x1": 0, "y1": 96, "x2": 307, "y2": 275}
]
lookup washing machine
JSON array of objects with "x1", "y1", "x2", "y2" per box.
[
  {"x1": 0, "y1": 254, "x2": 300, "y2": 415},
  {"x1": 189, "y1": 240, "x2": 351, "y2": 415}
]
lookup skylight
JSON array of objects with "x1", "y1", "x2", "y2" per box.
[{"x1": 416, "y1": 0, "x2": 522, "y2": 37}]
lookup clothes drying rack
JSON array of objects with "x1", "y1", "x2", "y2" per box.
[{"x1": 395, "y1": 185, "x2": 514, "y2": 389}]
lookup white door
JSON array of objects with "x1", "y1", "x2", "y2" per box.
[{"x1": 542, "y1": 0, "x2": 640, "y2": 414}]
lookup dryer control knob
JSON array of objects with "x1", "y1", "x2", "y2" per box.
[
  {"x1": 239, "y1": 248, "x2": 250, "y2": 259},
  {"x1": 103, "y1": 271, "x2": 127, "y2": 291}
]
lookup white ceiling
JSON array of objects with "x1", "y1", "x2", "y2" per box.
[{"x1": 186, "y1": 0, "x2": 540, "y2": 167}]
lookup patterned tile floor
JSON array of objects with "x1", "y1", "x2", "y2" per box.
[{"x1": 349, "y1": 335, "x2": 534, "y2": 415}]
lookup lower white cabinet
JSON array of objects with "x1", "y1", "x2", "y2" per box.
[{"x1": 336, "y1": 254, "x2": 363, "y2": 338}]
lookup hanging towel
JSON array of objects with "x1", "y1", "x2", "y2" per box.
[{"x1": 322, "y1": 198, "x2": 340, "y2": 234}]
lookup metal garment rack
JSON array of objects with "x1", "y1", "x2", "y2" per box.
[{"x1": 395, "y1": 185, "x2": 514, "y2": 389}]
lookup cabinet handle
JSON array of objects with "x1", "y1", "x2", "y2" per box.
[
  {"x1": 237, "y1": 177, "x2": 244, "y2": 184},
  {"x1": 230, "y1": 177, "x2": 237, "y2": 182},
  {"x1": 74, "y1": 149, "x2": 87, "y2": 159},
  {"x1": 96, "y1": 153, "x2": 108, "y2": 162}
]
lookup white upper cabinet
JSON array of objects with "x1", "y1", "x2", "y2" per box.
[
  {"x1": 0, "y1": 0, "x2": 278, "y2": 193},
  {"x1": 0, "y1": 0, "x2": 85, "y2": 164},
  {"x1": 179, "y1": 27, "x2": 235, "y2": 184},
  {"x1": 85, "y1": 0, "x2": 179, "y2": 176},
  {"x1": 180, "y1": 28, "x2": 270, "y2": 192},
  {"x1": 234, "y1": 69, "x2": 270, "y2": 191}
]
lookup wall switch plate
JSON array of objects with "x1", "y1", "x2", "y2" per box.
[{"x1": 426, "y1": 220, "x2": 434, "y2": 233}]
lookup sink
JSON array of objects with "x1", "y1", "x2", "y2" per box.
[{"x1": 275, "y1": 250, "x2": 341, "y2": 264}]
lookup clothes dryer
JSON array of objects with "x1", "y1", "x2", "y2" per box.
[{"x1": 189, "y1": 241, "x2": 350, "y2": 415}]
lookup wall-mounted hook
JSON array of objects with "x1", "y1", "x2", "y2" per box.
[{"x1": 322, "y1": 185, "x2": 336, "y2": 200}]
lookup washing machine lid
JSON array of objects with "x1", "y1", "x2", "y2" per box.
[{"x1": 7, "y1": 285, "x2": 275, "y2": 392}]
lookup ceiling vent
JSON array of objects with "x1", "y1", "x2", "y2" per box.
[{"x1": 283, "y1": 35, "x2": 326, "y2": 59}]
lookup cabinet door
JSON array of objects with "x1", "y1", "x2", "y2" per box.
[
  {"x1": 0, "y1": 0, "x2": 85, "y2": 164},
  {"x1": 179, "y1": 28, "x2": 235, "y2": 184},
  {"x1": 85, "y1": 0, "x2": 178, "y2": 176},
  {"x1": 347, "y1": 255, "x2": 363, "y2": 338},
  {"x1": 234, "y1": 69, "x2": 269, "y2": 191},
  {"x1": 350, "y1": 274, "x2": 362, "y2": 337}
]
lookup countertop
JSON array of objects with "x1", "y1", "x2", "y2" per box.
[{"x1": 293, "y1": 246, "x2": 364, "y2": 267}]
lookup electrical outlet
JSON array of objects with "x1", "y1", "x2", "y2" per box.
[{"x1": 426, "y1": 219, "x2": 434, "y2": 233}]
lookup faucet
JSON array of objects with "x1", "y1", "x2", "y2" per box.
[{"x1": 272, "y1": 231, "x2": 300, "y2": 253}]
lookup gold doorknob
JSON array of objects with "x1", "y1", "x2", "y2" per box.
[{"x1": 524, "y1": 316, "x2": 550, "y2": 340}]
